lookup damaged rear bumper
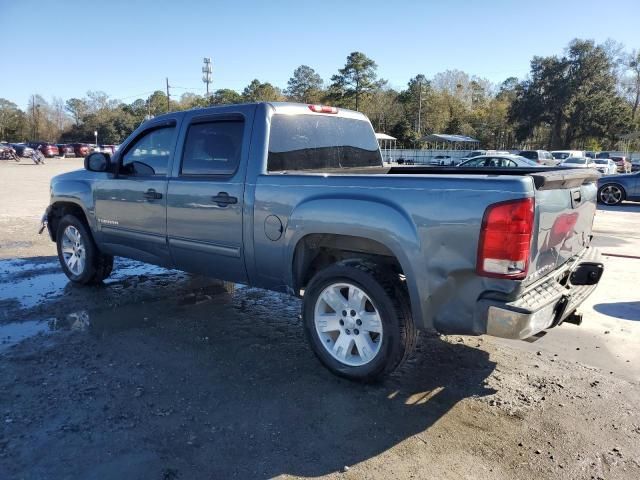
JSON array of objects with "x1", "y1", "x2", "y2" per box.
[{"x1": 479, "y1": 246, "x2": 602, "y2": 340}]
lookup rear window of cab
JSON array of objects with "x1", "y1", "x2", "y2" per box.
[{"x1": 267, "y1": 114, "x2": 382, "y2": 172}]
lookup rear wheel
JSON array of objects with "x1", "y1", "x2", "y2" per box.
[
  {"x1": 56, "y1": 214, "x2": 113, "y2": 285},
  {"x1": 598, "y1": 184, "x2": 625, "y2": 205},
  {"x1": 302, "y1": 260, "x2": 417, "y2": 382}
]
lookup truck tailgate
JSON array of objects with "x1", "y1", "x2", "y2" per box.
[{"x1": 527, "y1": 169, "x2": 599, "y2": 283}]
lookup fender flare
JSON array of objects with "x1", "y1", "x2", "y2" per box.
[{"x1": 284, "y1": 197, "x2": 428, "y2": 328}]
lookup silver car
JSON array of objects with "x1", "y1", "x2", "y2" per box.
[
  {"x1": 458, "y1": 154, "x2": 543, "y2": 168},
  {"x1": 559, "y1": 157, "x2": 597, "y2": 169}
]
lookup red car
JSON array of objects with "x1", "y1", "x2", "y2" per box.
[
  {"x1": 70, "y1": 143, "x2": 91, "y2": 158},
  {"x1": 28, "y1": 142, "x2": 59, "y2": 158},
  {"x1": 57, "y1": 144, "x2": 75, "y2": 158},
  {"x1": 611, "y1": 156, "x2": 631, "y2": 173}
]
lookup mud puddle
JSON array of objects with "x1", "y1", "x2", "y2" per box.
[{"x1": 0, "y1": 277, "x2": 234, "y2": 352}]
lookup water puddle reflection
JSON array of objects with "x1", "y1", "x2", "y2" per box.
[{"x1": 0, "y1": 281, "x2": 234, "y2": 352}]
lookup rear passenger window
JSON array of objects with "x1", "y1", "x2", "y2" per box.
[{"x1": 181, "y1": 121, "x2": 244, "y2": 176}]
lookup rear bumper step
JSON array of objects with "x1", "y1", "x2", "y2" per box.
[{"x1": 479, "y1": 246, "x2": 602, "y2": 339}]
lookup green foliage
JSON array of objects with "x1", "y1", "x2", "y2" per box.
[
  {"x1": 390, "y1": 120, "x2": 420, "y2": 148},
  {"x1": 65, "y1": 98, "x2": 88, "y2": 126},
  {"x1": 329, "y1": 52, "x2": 385, "y2": 111},
  {"x1": 0, "y1": 98, "x2": 27, "y2": 140},
  {"x1": 510, "y1": 39, "x2": 633, "y2": 149},
  {"x1": 2, "y1": 42, "x2": 638, "y2": 150},
  {"x1": 285, "y1": 65, "x2": 324, "y2": 103},
  {"x1": 242, "y1": 80, "x2": 284, "y2": 102},
  {"x1": 210, "y1": 89, "x2": 243, "y2": 105},
  {"x1": 585, "y1": 138, "x2": 602, "y2": 152}
]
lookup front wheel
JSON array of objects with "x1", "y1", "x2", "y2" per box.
[
  {"x1": 56, "y1": 215, "x2": 113, "y2": 285},
  {"x1": 302, "y1": 261, "x2": 417, "y2": 382},
  {"x1": 598, "y1": 184, "x2": 625, "y2": 205}
]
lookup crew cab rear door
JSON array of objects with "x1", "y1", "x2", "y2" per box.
[{"x1": 166, "y1": 108, "x2": 254, "y2": 283}]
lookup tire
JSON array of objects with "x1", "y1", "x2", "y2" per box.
[
  {"x1": 56, "y1": 214, "x2": 113, "y2": 285},
  {"x1": 302, "y1": 260, "x2": 417, "y2": 382},
  {"x1": 598, "y1": 183, "x2": 625, "y2": 205}
]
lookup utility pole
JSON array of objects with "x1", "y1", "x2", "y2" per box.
[
  {"x1": 417, "y1": 79, "x2": 423, "y2": 135},
  {"x1": 202, "y1": 57, "x2": 212, "y2": 97},
  {"x1": 166, "y1": 77, "x2": 171, "y2": 112},
  {"x1": 31, "y1": 95, "x2": 36, "y2": 139}
]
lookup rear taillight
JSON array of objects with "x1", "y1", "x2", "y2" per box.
[
  {"x1": 477, "y1": 197, "x2": 534, "y2": 279},
  {"x1": 308, "y1": 104, "x2": 338, "y2": 114}
]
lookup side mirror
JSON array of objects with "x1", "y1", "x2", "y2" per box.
[{"x1": 85, "y1": 152, "x2": 111, "y2": 172}]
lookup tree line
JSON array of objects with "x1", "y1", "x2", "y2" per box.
[{"x1": 1, "y1": 38, "x2": 639, "y2": 150}]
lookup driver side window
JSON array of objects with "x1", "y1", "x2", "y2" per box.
[{"x1": 121, "y1": 126, "x2": 176, "y2": 176}]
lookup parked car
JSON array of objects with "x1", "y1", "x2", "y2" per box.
[
  {"x1": 551, "y1": 150, "x2": 585, "y2": 161},
  {"x1": 518, "y1": 150, "x2": 558, "y2": 166},
  {"x1": 57, "y1": 144, "x2": 75, "y2": 158},
  {"x1": 593, "y1": 159, "x2": 617, "y2": 175},
  {"x1": 100, "y1": 144, "x2": 116, "y2": 154},
  {"x1": 457, "y1": 154, "x2": 543, "y2": 168},
  {"x1": 69, "y1": 143, "x2": 91, "y2": 158},
  {"x1": 585, "y1": 151, "x2": 596, "y2": 158},
  {"x1": 597, "y1": 170, "x2": 640, "y2": 205},
  {"x1": 459, "y1": 149, "x2": 510, "y2": 162},
  {"x1": 10, "y1": 143, "x2": 35, "y2": 158},
  {"x1": 429, "y1": 155, "x2": 451, "y2": 166},
  {"x1": 596, "y1": 151, "x2": 611, "y2": 159},
  {"x1": 559, "y1": 157, "x2": 597, "y2": 169},
  {"x1": 40, "y1": 102, "x2": 602, "y2": 381},
  {"x1": 28, "y1": 142, "x2": 59, "y2": 158},
  {"x1": 610, "y1": 156, "x2": 631, "y2": 173}
]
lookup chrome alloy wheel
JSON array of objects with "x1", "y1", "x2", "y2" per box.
[
  {"x1": 599, "y1": 185, "x2": 623, "y2": 205},
  {"x1": 61, "y1": 225, "x2": 86, "y2": 275},
  {"x1": 314, "y1": 282, "x2": 383, "y2": 367}
]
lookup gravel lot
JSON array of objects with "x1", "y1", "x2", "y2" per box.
[{"x1": 1, "y1": 158, "x2": 639, "y2": 479}]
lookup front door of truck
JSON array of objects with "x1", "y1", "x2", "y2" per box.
[
  {"x1": 93, "y1": 121, "x2": 178, "y2": 267},
  {"x1": 166, "y1": 113, "x2": 249, "y2": 283}
]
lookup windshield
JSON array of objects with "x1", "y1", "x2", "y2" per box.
[
  {"x1": 562, "y1": 158, "x2": 587, "y2": 164},
  {"x1": 268, "y1": 114, "x2": 382, "y2": 172},
  {"x1": 594, "y1": 159, "x2": 608, "y2": 164},
  {"x1": 552, "y1": 152, "x2": 571, "y2": 160}
]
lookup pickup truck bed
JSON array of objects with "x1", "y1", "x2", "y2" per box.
[{"x1": 42, "y1": 102, "x2": 603, "y2": 381}]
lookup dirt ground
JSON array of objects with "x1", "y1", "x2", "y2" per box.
[{"x1": 0, "y1": 158, "x2": 639, "y2": 480}]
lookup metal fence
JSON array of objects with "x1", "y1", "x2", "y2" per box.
[{"x1": 380, "y1": 149, "x2": 640, "y2": 165}]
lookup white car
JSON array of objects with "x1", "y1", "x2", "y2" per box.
[
  {"x1": 593, "y1": 159, "x2": 617, "y2": 175},
  {"x1": 551, "y1": 150, "x2": 585, "y2": 161},
  {"x1": 560, "y1": 157, "x2": 597, "y2": 169}
]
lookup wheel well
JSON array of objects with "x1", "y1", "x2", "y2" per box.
[
  {"x1": 292, "y1": 234, "x2": 403, "y2": 294},
  {"x1": 47, "y1": 202, "x2": 89, "y2": 240}
]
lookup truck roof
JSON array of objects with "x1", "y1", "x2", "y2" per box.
[{"x1": 150, "y1": 102, "x2": 368, "y2": 122}]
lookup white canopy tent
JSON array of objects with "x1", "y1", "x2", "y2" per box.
[
  {"x1": 421, "y1": 133, "x2": 480, "y2": 150},
  {"x1": 375, "y1": 133, "x2": 397, "y2": 163}
]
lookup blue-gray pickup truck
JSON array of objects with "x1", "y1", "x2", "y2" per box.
[{"x1": 41, "y1": 102, "x2": 603, "y2": 381}]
